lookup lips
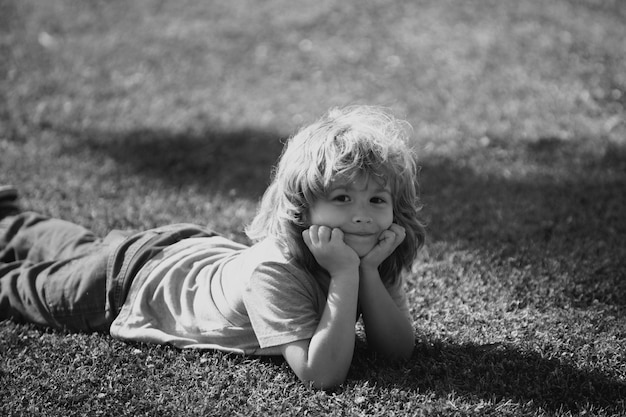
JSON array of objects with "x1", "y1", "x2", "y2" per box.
[{"x1": 343, "y1": 231, "x2": 378, "y2": 240}]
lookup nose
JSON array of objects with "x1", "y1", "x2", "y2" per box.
[{"x1": 352, "y1": 208, "x2": 373, "y2": 224}]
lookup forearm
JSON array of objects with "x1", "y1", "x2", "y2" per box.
[
  {"x1": 359, "y1": 268, "x2": 415, "y2": 360},
  {"x1": 282, "y1": 269, "x2": 359, "y2": 388}
]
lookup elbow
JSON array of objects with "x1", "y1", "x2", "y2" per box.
[
  {"x1": 398, "y1": 334, "x2": 417, "y2": 361},
  {"x1": 395, "y1": 339, "x2": 415, "y2": 361},
  {"x1": 396, "y1": 331, "x2": 416, "y2": 360},
  {"x1": 301, "y1": 374, "x2": 347, "y2": 391},
  {"x1": 281, "y1": 339, "x2": 353, "y2": 390},
  {"x1": 296, "y1": 364, "x2": 350, "y2": 391}
]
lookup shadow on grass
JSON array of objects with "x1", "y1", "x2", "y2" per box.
[
  {"x1": 59, "y1": 126, "x2": 287, "y2": 200},
  {"x1": 420, "y1": 145, "x2": 626, "y2": 249},
  {"x1": 418, "y1": 143, "x2": 626, "y2": 309},
  {"x1": 351, "y1": 340, "x2": 626, "y2": 413}
]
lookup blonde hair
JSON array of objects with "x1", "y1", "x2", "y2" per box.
[{"x1": 246, "y1": 105, "x2": 426, "y2": 283}]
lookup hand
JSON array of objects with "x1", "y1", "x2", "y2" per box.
[
  {"x1": 302, "y1": 225, "x2": 360, "y2": 275},
  {"x1": 360, "y1": 223, "x2": 406, "y2": 271}
]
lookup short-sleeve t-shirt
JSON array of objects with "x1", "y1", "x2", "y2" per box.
[{"x1": 109, "y1": 236, "x2": 409, "y2": 355}]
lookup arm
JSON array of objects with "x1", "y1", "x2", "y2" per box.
[
  {"x1": 280, "y1": 226, "x2": 360, "y2": 389},
  {"x1": 358, "y1": 266, "x2": 415, "y2": 360},
  {"x1": 359, "y1": 224, "x2": 415, "y2": 360}
]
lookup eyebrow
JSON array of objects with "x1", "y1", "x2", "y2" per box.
[{"x1": 328, "y1": 183, "x2": 391, "y2": 194}]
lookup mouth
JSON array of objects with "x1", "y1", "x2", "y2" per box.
[
  {"x1": 342, "y1": 232, "x2": 379, "y2": 255},
  {"x1": 344, "y1": 231, "x2": 378, "y2": 240}
]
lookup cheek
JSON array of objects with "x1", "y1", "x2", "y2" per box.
[
  {"x1": 309, "y1": 204, "x2": 340, "y2": 226},
  {"x1": 381, "y1": 209, "x2": 394, "y2": 228}
]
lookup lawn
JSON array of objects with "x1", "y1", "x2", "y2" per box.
[{"x1": 1, "y1": 0, "x2": 625, "y2": 415}]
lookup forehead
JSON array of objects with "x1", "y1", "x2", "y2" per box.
[{"x1": 329, "y1": 172, "x2": 391, "y2": 192}]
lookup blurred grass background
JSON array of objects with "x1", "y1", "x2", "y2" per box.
[{"x1": 1, "y1": 0, "x2": 625, "y2": 416}]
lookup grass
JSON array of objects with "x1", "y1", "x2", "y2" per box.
[{"x1": 1, "y1": 0, "x2": 625, "y2": 415}]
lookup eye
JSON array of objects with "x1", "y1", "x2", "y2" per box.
[
  {"x1": 332, "y1": 194, "x2": 351, "y2": 202},
  {"x1": 371, "y1": 196, "x2": 388, "y2": 204}
]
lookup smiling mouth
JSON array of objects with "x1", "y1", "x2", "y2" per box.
[{"x1": 344, "y1": 232, "x2": 377, "y2": 239}]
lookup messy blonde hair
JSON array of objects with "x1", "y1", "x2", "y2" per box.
[{"x1": 246, "y1": 105, "x2": 426, "y2": 284}]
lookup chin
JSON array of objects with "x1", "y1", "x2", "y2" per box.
[
  {"x1": 343, "y1": 234, "x2": 378, "y2": 258},
  {"x1": 348, "y1": 243, "x2": 375, "y2": 258}
]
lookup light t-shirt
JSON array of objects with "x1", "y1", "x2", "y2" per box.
[{"x1": 109, "y1": 236, "x2": 409, "y2": 355}]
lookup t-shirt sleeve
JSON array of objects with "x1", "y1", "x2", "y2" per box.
[{"x1": 243, "y1": 263, "x2": 325, "y2": 349}]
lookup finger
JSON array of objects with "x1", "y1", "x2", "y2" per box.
[
  {"x1": 318, "y1": 226, "x2": 331, "y2": 242},
  {"x1": 378, "y1": 230, "x2": 397, "y2": 249},
  {"x1": 302, "y1": 229, "x2": 312, "y2": 248},
  {"x1": 307, "y1": 225, "x2": 319, "y2": 244},
  {"x1": 388, "y1": 223, "x2": 405, "y2": 236},
  {"x1": 388, "y1": 224, "x2": 406, "y2": 245},
  {"x1": 330, "y1": 227, "x2": 344, "y2": 242}
]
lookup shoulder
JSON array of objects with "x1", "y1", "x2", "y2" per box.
[
  {"x1": 244, "y1": 247, "x2": 329, "y2": 304},
  {"x1": 248, "y1": 259, "x2": 321, "y2": 294},
  {"x1": 241, "y1": 238, "x2": 315, "y2": 285}
]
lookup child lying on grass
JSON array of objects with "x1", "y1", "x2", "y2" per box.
[{"x1": 0, "y1": 105, "x2": 425, "y2": 389}]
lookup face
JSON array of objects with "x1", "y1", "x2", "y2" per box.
[{"x1": 308, "y1": 173, "x2": 394, "y2": 257}]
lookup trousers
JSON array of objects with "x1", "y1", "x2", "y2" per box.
[{"x1": 0, "y1": 212, "x2": 215, "y2": 332}]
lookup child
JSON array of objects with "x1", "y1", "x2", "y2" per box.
[{"x1": 0, "y1": 105, "x2": 426, "y2": 388}]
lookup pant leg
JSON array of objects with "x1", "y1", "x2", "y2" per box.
[
  {"x1": 0, "y1": 211, "x2": 100, "y2": 263},
  {"x1": 0, "y1": 212, "x2": 112, "y2": 332},
  {"x1": 0, "y1": 248, "x2": 112, "y2": 331},
  {"x1": 0, "y1": 213, "x2": 218, "y2": 332}
]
